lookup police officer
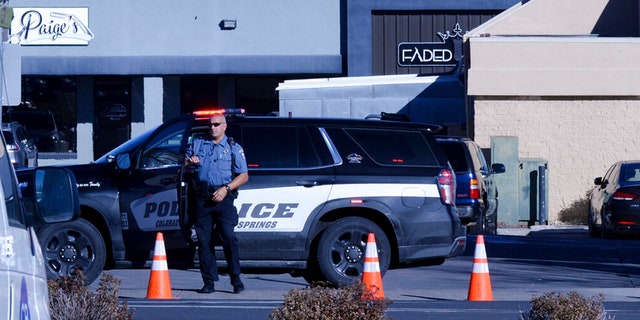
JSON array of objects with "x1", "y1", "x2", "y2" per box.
[{"x1": 185, "y1": 113, "x2": 249, "y2": 294}]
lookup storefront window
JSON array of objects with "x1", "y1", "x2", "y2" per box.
[
  {"x1": 93, "y1": 77, "x2": 132, "y2": 159},
  {"x1": 14, "y1": 77, "x2": 77, "y2": 156}
]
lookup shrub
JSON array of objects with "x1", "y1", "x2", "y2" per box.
[
  {"x1": 269, "y1": 281, "x2": 392, "y2": 320},
  {"x1": 557, "y1": 191, "x2": 591, "y2": 225},
  {"x1": 519, "y1": 291, "x2": 614, "y2": 320},
  {"x1": 48, "y1": 271, "x2": 134, "y2": 320}
]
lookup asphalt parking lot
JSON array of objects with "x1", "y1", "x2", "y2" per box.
[{"x1": 104, "y1": 224, "x2": 598, "y2": 302}]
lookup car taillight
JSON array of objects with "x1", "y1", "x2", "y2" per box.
[
  {"x1": 469, "y1": 178, "x2": 480, "y2": 199},
  {"x1": 437, "y1": 168, "x2": 456, "y2": 205},
  {"x1": 6, "y1": 143, "x2": 19, "y2": 151},
  {"x1": 613, "y1": 191, "x2": 637, "y2": 201}
]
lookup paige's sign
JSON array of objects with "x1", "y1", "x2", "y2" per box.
[
  {"x1": 398, "y1": 23, "x2": 464, "y2": 67},
  {"x1": 10, "y1": 8, "x2": 94, "y2": 45}
]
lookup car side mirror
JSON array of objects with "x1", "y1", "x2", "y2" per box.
[
  {"x1": 491, "y1": 163, "x2": 506, "y2": 174},
  {"x1": 18, "y1": 167, "x2": 80, "y2": 226},
  {"x1": 116, "y1": 153, "x2": 131, "y2": 170},
  {"x1": 35, "y1": 167, "x2": 80, "y2": 223},
  {"x1": 594, "y1": 177, "x2": 603, "y2": 185}
]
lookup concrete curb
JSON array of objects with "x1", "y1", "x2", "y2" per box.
[{"x1": 497, "y1": 225, "x2": 588, "y2": 236}]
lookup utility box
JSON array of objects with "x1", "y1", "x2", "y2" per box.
[
  {"x1": 490, "y1": 136, "x2": 548, "y2": 227},
  {"x1": 518, "y1": 158, "x2": 549, "y2": 226}
]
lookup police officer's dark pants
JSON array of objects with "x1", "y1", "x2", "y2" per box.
[{"x1": 194, "y1": 194, "x2": 240, "y2": 284}]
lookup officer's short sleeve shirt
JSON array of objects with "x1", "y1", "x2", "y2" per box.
[{"x1": 188, "y1": 135, "x2": 247, "y2": 186}]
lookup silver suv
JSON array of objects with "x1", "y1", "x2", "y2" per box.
[{"x1": 1, "y1": 122, "x2": 38, "y2": 168}]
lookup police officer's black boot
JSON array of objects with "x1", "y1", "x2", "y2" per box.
[
  {"x1": 198, "y1": 280, "x2": 215, "y2": 294},
  {"x1": 231, "y1": 277, "x2": 244, "y2": 293}
]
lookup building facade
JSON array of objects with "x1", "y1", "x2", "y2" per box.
[
  {"x1": 5, "y1": 0, "x2": 517, "y2": 164},
  {"x1": 466, "y1": 0, "x2": 640, "y2": 224},
  {"x1": 9, "y1": 0, "x2": 343, "y2": 162}
]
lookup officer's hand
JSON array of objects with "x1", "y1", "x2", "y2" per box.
[
  {"x1": 212, "y1": 187, "x2": 228, "y2": 203},
  {"x1": 186, "y1": 155, "x2": 200, "y2": 165}
]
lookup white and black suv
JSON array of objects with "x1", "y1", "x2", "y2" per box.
[{"x1": 18, "y1": 111, "x2": 466, "y2": 286}]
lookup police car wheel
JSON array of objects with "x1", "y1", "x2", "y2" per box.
[
  {"x1": 36, "y1": 218, "x2": 107, "y2": 285},
  {"x1": 316, "y1": 217, "x2": 390, "y2": 287}
]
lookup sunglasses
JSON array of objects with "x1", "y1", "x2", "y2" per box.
[{"x1": 210, "y1": 122, "x2": 226, "y2": 127}]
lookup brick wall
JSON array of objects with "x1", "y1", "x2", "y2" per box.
[{"x1": 474, "y1": 98, "x2": 640, "y2": 223}]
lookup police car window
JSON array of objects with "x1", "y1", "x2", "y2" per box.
[
  {"x1": 140, "y1": 120, "x2": 187, "y2": 168},
  {"x1": 0, "y1": 137, "x2": 25, "y2": 227},
  {"x1": 239, "y1": 125, "x2": 326, "y2": 169},
  {"x1": 344, "y1": 128, "x2": 437, "y2": 166}
]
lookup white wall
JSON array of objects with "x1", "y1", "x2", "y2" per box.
[
  {"x1": 474, "y1": 98, "x2": 640, "y2": 223},
  {"x1": 465, "y1": 0, "x2": 640, "y2": 224},
  {"x1": 14, "y1": 0, "x2": 341, "y2": 57}
]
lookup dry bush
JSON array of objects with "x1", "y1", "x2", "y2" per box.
[
  {"x1": 557, "y1": 191, "x2": 591, "y2": 225},
  {"x1": 48, "y1": 271, "x2": 134, "y2": 320},
  {"x1": 519, "y1": 291, "x2": 614, "y2": 320},
  {"x1": 269, "y1": 281, "x2": 392, "y2": 320}
]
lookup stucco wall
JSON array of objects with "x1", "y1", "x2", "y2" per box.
[
  {"x1": 467, "y1": 37, "x2": 640, "y2": 97},
  {"x1": 473, "y1": 98, "x2": 640, "y2": 223},
  {"x1": 14, "y1": 0, "x2": 341, "y2": 75}
]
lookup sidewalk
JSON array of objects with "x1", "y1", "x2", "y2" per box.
[{"x1": 497, "y1": 224, "x2": 588, "y2": 236}]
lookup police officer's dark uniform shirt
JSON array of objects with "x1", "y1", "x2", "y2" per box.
[{"x1": 186, "y1": 136, "x2": 247, "y2": 187}]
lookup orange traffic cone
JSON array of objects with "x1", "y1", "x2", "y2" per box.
[
  {"x1": 146, "y1": 232, "x2": 173, "y2": 299},
  {"x1": 467, "y1": 234, "x2": 493, "y2": 301},
  {"x1": 361, "y1": 233, "x2": 385, "y2": 300}
]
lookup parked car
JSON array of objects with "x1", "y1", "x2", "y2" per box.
[
  {"x1": 0, "y1": 123, "x2": 79, "y2": 319},
  {"x1": 17, "y1": 109, "x2": 467, "y2": 286},
  {"x1": 436, "y1": 136, "x2": 505, "y2": 235},
  {"x1": 588, "y1": 160, "x2": 640, "y2": 238},
  {"x1": 1, "y1": 122, "x2": 38, "y2": 168},
  {"x1": 4, "y1": 109, "x2": 69, "y2": 152}
]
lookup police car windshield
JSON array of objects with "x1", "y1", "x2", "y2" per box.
[{"x1": 94, "y1": 126, "x2": 158, "y2": 163}]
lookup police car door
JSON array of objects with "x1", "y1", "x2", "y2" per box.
[
  {"x1": 118, "y1": 116, "x2": 192, "y2": 259},
  {"x1": 226, "y1": 123, "x2": 337, "y2": 258},
  {"x1": 0, "y1": 135, "x2": 50, "y2": 319}
]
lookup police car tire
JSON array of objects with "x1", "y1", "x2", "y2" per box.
[
  {"x1": 36, "y1": 218, "x2": 107, "y2": 285},
  {"x1": 316, "y1": 217, "x2": 390, "y2": 286}
]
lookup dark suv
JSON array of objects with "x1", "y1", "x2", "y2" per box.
[
  {"x1": 436, "y1": 136, "x2": 505, "y2": 234},
  {"x1": 18, "y1": 110, "x2": 466, "y2": 286}
]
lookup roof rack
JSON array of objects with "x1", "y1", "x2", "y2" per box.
[{"x1": 364, "y1": 112, "x2": 442, "y2": 132}]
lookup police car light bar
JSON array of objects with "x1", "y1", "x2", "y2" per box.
[{"x1": 193, "y1": 108, "x2": 246, "y2": 119}]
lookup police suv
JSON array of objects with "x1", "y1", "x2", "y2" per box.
[
  {"x1": 1, "y1": 124, "x2": 79, "y2": 319},
  {"x1": 20, "y1": 110, "x2": 466, "y2": 286}
]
